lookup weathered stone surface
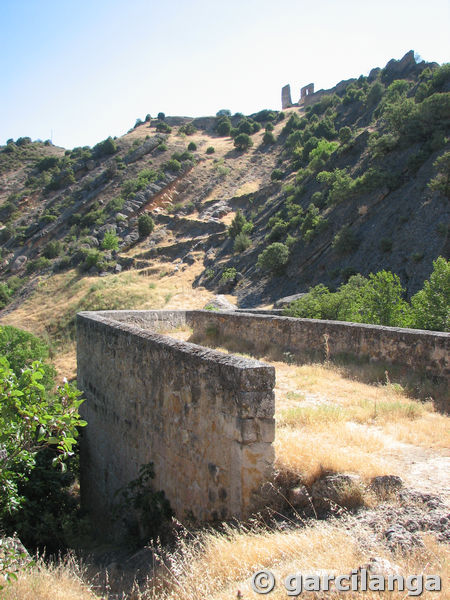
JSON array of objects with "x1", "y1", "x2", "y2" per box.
[
  {"x1": 10, "y1": 255, "x2": 27, "y2": 273},
  {"x1": 281, "y1": 84, "x2": 293, "y2": 109},
  {"x1": 370, "y1": 475, "x2": 403, "y2": 496},
  {"x1": 77, "y1": 310, "x2": 275, "y2": 534},
  {"x1": 187, "y1": 311, "x2": 449, "y2": 380},
  {"x1": 274, "y1": 293, "x2": 307, "y2": 308}
]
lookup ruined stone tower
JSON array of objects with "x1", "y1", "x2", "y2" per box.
[{"x1": 281, "y1": 84, "x2": 293, "y2": 109}]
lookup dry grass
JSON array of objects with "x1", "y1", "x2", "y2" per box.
[
  {"x1": 5, "y1": 522, "x2": 448, "y2": 600},
  {"x1": 0, "y1": 263, "x2": 214, "y2": 379},
  {"x1": 2, "y1": 555, "x2": 98, "y2": 600},
  {"x1": 274, "y1": 424, "x2": 389, "y2": 486},
  {"x1": 147, "y1": 522, "x2": 449, "y2": 600}
]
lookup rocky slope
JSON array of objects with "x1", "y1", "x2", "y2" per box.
[{"x1": 0, "y1": 51, "x2": 448, "y2": 313}]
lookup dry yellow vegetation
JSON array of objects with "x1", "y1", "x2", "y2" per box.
[{"x1": 5, "y1": 523, "x2": 448, "y2": 600}]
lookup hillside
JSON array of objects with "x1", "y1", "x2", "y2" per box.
[{"x1": 0, "y1": 50, "x2": 449, "y2": 346}]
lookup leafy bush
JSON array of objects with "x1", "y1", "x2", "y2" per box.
[
  {"x1": 43, "y1": 240, "x2": 63, "y2": 259},
  {"x1": 271, "y1": 168, "x2": 283, "y2": 181},
  {"x1": 267, "y1": 220, "x2": 288, "y2": 242},
  {"x1": 101, "y1": 231, "x2": 120, "y2": 250},
  {"x1": 206, "y1": 146, "x2": 215, "y2": 154},
  {"x1": 93, "y1": 136, "x2": 117, "y2": 158},
  {"x1": 228, "y1": 210, "x2": 253, "y2": 238},
  {"x1": 156, "y1": 121, "x2": 172, "y2": 133},
  {"x1": 157, "y1": 112, "x2": 165, "y2": 120},
  {"x1": 253, "y1": 109, "x2": 277, "y2": 122},
  {"x1": 163, "y1": 158, "x2": 181, "y2": 172},
  {"x1": 220, "y1": 267, "x2": 237, "y2": 283},
  {"x1": 0, "y1": 357, "x2": 85, "y2": 545},
  {"x1": 138, "y1": 213, "x2": 155, "y2": 238},
  {"x1": 234, "y1": 133, "x2": 253, "y2": 151},
  {"x1": 233, "y1": 232, "x2": 251, "y2": 252},
  {"x1": 257, "y1": 243, "x2": 289, "y2": 274},
  {"x1": 26, "y1": 256, "x2": 51, "y2": 273},
  {"x1": 0, "y1": 326, "x2": 56, "y2": 390},
  {"x1": 263, "y1": 131, "x2": 276, "y2": 145},
  {"x1": 179, "y1": 123, "x2": 196, "y2": 135},
  {"x1": 216, "y1": 117, "x2": 232, "y2": 136},
  {"x1": 410, "y1": 257, "x2": 449, "y2": 331},
  {"x1": 332, "y1": 226, "x2": 359, "y2": 255},
  {"x1": 429, "y1": 151, "x2": 450, "y2": 197},
  {"x1": 187, "y1": 141, "x2": 197, "y2": 151},
  {"x1": 339, "y1": 126, "x2": 352, "y2": 144},
  {"x1": 285, "y1": 271, "x2": 411, "y2": 327},
  {"x1": 317, "y1": 168, "x2": 355, "y2": 204},
  {"x1": 113, "y1": 463, "x2": 172, "y2": 547}
]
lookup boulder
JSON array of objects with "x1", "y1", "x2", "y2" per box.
[
  {"x1": 370, "y1": 475, "x2": 403, "y2": 496},
  {"x1": 274, "y1": 293, "x2": 306, "y2": 308},
  {"x1": 203, "y1": 295, "x2": 236, "y2": 311},
  {"x1": 10, "y1": 255, "x2": 27, "y2": 273},
  {"x1": 311, "y1": 473, "x2": 363, "y2": 511}
]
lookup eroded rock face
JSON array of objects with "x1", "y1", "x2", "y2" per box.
[{"x1": 10, "y1": 255, "x2": 27, "y2": 273}]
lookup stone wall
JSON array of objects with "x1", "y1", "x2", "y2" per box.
[
  {"x1": 77, "y1": 310, "x2": 275, "y2": 534},
  {"x1": 187, "y1": 311, "x2": 449, "y2": 380}
]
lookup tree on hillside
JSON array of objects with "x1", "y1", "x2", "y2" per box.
[
  {"x1": 234, "y1": 133, "x2": 253, "y2": 151},
  {"x1": 138, "y1": 213, "x2": 155, "y2": 238}
]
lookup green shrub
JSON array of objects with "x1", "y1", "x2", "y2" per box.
[
  {"x1": 81, "y1": 249, "x2": 102, "y2": 271},
  {"x1": 179, "y1": 123, "x2": 196, "y2": 135},
  {"x1": 332, "y1": 226, "x2": 359, "y2": 255},
  {"x1": 43, "y1": 240, "x2": 63, "y2": 259},
  {"x1": 228, "y1": 210, "x2": 252, "y2": 238},
  {"x1": 206, "y1": 146, "x2": 215, "y2": 154},
  {"x1": 271, "y1": 168, "x2": 283, "y2": 181},
  {"x1": 138, "y1": 213, "x2": 155, "y2": 238},
  {"x1": 429, "y1": 151, "x2": 450, "y2": 198},
  {"x1": 220, "y1": 267, "x2": 237, "y2": 283},
  {"x1": 338, "y1": 126, "x2": 352, "y2": 144},
  {"x1": 187, "y1": 141, "x2": 197, "y2": 151},
  {"x1": 234, "y1": 133, "x2": 253, "y2": 151},
  {"x1": 26, "y1": 256, "x2": 51, "y2": 273},
  {"x1": 267, "y1": 220, "x2": 288, "y2": 242},
  {"x1": 0, "y1": 356, "x2": 85, "y2": 550},
  {"x1": 233, "y1": 232, "x2": 251, "y2": 252},
  {"x1": 163, "y1": 158, "x2": 181, "y2": 172},
  {"x1": 257, "y1": 243, "x2": 289, "y2": 274},
  {"x1": 157, "y1": 142, "x2": 168, "y2": 152},
  {"x1": 410, "y1": 257, "x2": 449, "y2": 331},
  {"x1": 156, "y1": 121, "x2": 172, "y2": 133},
  {"x1": 93, "y1": 136, "x2": 117, "y2": 158},
  {"x1": 216, "y1": 118, "x2": 232, "y2": 136},
  {"x1": 263, "y1": 131, "x2": 276, "y2": 145},
  {"x1": 0, "y1": 325, "x2": 56, "y2": 391},
  {"x1": 101, "y1": 231, "x2": 120, "y2": 250}
]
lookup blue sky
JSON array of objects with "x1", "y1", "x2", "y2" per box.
[{"x1": 1, "y1": 0, "x2": 448, "y2": 149}]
